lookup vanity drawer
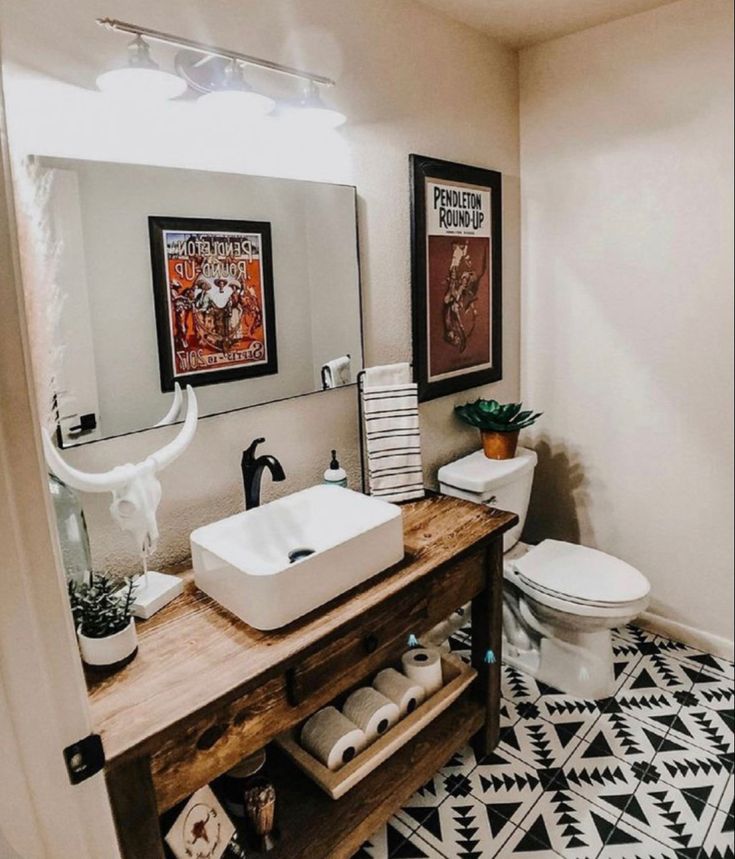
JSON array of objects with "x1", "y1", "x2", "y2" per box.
[
  {"x1": 149, "y1": 674, "x2": 291, "y2": 812},
  {"x1": 425, "y1": 548, "x2": 486, "y2": 623},
  {"x1": 286, "y1": 585, "x2": 429, "y2": 706},
  {"x1": 147, "y1": 549, "x2": 487, "y2": 811}
]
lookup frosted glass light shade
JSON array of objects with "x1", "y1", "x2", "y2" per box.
[
  {"x1": 96, "y1": 67, "x2": 187, "y2": 101},
  {"x1": 198, "y1": 88, "x2": 275, "y2": 117},
  {"x1": 284, "y1": 84, "x2": 346, "y2": 129},
  {"x1": 288, "y1": 104, "x2": 347, "y2": 129}
]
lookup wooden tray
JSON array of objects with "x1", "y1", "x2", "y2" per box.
[{"x1": 275, "y1": 652, "x2": 477, "y2": 799}]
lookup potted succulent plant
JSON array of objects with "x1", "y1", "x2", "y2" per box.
[
  {"x1": 454, "y1": 399, "x2": 542, "y2": 460},
  {"x1": 68, "y1": 573, "x2": 138, "y2": 668}
]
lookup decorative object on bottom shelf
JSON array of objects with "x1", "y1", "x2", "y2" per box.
[
  {"x1": 300, "y1": 706, "x2": 367, "y2": 771},
  {"x1": 454, "y1": 398, "x2": 543, "y2": 460},
  {"x1": 342, "y1": 687, "x2": 400, "y2": 742},
  {"x1": 218, "y1": 748, "x2": 267, "y2": 820},
  {"x1": 401, "y1": 647, "x2": 444, "y2": 695},
  {"x1": 164, "y1": 785, "x2": 236, "y2": 859},
  {"x1": 372, "y1": 668, "x2": 425, "y2": 717},
  {"x1": 277, "y1": 652, "x2": 476, "y2": 799},
  {"x1": 67, "y1": 573, "x2": 138, "y2": 668},
  {"x1": 244, "y1": 781, "x2": 277, "y2": 853}
]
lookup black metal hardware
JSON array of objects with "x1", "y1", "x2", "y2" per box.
[
  {"x1": 357, "y1": 370, "x2": 367, "y2": 494},
  {"x1": 63, "y1": 734, "x2": 105, "y2": 785},
  {"x1": 67, "y1": 413, "x2": 97, "y2": 438},
  {"x1": 241, "y1": 437, "x2": 286, "y2": 509},
  {"x1": 364, "y1": 634, "x2": 379, "y2": 654}
]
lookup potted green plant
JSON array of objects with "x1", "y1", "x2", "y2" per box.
[
  {"x1": 68, "y1": 573, "x2": 138, "y2": 667},
  {"x1": 454, "y1": 399, "x2": 542, "y2": 460}
]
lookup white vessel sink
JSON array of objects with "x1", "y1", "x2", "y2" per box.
[{"x1": 191, "y1": 485, "x2": 404, "y2": 630}]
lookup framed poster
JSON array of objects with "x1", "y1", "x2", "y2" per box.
[
  {"x1": 410, "y1": 155, "x2": 502, "y2": 402},
  {"x1": 149, "y1": 216, "x2": 277, "y2": 391}
]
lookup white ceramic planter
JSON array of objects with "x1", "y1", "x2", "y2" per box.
[{"x1": 77, "y1": 619, "x2": 138, "y2": 667}]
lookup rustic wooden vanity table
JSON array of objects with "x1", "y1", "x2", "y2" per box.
[{"x1": 86, "y1": 493, "x2": 517, "y2": 859}]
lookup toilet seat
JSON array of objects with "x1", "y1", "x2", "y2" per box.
[{"x1": 506, "y1": 539, "x2": 650, "y2": 618}]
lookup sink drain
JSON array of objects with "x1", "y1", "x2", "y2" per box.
[{"x1": 288, "y1": 547, "x2": 316, "y2": 564}]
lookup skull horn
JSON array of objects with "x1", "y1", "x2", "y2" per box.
[
  {"x1": 154, "y1": 381, "x2": 183, "y2": 427},
  {"x1": 42, "y1": 429, "x2": 134, "y2": 492},
  {"x1": 149, "y1": 385, "x2": 199, "y2": 472}
]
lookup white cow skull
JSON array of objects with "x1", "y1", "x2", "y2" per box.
[{"x1": 42, "y1": 386, "x2": 198, "y2": 556}]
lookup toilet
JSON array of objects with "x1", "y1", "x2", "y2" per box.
[{"x1": 437, "y1": 448, "x2": 650, "y2": 699}]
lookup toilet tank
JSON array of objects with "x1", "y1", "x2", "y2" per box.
[{"x1": 437, "y1": 447, "x2": 537, "y2": 551}]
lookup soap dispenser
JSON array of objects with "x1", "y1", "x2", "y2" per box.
[{"x1": 323, "y1": 450, "x2": 348, "y2": 488}]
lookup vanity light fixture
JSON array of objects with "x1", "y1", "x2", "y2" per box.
[
  {"x1": 96, "y1": 34, "x2": 188, "y2": 102},
  {"x1": 283, "y1": 81, "x2": 347, "y2": 130},
  {"x1": 196, "y1": 59, "x2": 275, "y2": 118},
  {"x1": 96, "y1": 18, "x2": 344, "y2": 124}
]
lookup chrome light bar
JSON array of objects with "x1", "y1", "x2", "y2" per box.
[{"x1": 96, "y1": 18, "x2": 336, "y2": 88}]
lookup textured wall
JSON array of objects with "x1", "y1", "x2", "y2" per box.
[
  {"x1": 520, "y1": 0, "x2": 734, "y2": 644},
  {"x1": 1, "y1": 0, "x2": 520, "y2": 573}
]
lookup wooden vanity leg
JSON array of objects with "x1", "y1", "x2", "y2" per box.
[
  {"x1": 106, "y1": 756, "x2": 165, "y2": 859},
  {"x1": 471, "y1": 538, "x2": 504, "y2": 757}
]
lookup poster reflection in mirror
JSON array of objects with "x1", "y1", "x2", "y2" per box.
[
  {"x1": 149, "y1": 217, "x2": 277, "y2": 391},
  {"x1": 30, "y1": 157, "x2": 364, "y2": 446}
]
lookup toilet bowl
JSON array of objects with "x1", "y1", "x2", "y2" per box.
[{"x1": 438, "y1": 448, "x2": 650, "y2": 699}]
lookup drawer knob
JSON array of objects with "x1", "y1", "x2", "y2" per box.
[{"x1": 364, "y1": 634, "x2": 379, "y2": 654}]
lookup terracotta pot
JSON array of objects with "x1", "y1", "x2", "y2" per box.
[
  {"x1": 77, "y1": 619, "x2": 138, "y2": 667},
  {"x1": 481, "y1": 429, "x2": 520, "y2": 460}
]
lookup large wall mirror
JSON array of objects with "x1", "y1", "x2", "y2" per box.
[{"x1": 34, "y1": 157, "x2": 363, "y2": 446}]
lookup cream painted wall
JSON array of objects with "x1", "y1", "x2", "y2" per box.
[
  {"x1": 520, "y1": 0, "x2": 734, "y2": 644},
  {"x1": 0, "y1": 0, "x2": 520, "y2": 573}
]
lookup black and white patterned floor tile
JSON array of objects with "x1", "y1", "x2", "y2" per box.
[
  {"x1": 353, "y1": 625, "x2": 734, "y2": 859},
  {"x1": 353, "y1": 816, "x2": 447, "y2": 858},
  {"x1": 502, "y1": 663, "x2": 544, "y2": 704},
  {"x1": 654, "y1": 640, "x2": 735, "y2": 684},
  {"x1": 700, "y1": 805, "x2": 735, "y2": 859}
]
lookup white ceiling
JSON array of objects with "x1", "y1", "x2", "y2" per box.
[{"x1": 418, "y1": 0, "x2": 683, "y2": 48}]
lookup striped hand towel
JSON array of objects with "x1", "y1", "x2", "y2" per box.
[{"x1": 362, "y1": 363, "x2": 425, "y2": 503}]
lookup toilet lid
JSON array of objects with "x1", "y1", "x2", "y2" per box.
[{"x1": 512, "y1": 540, "x2": 650, "y2": 605}]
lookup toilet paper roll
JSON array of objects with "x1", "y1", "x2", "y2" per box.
[
  {"x1": 373, "y1": 668, "x2": 426, "y2": 717},
  {"x1": 300, "y1": 707, "x2": 366, "y2": 771},
  {"x1": 343, "y1": 687, "x2": 400, "y2": 742},
  {"x1": 401, "y1": 648, "x2": 444, "y2": 696}
]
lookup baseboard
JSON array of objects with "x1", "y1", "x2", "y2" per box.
[{"x1": 637, "y1": 611, "x2": 734, "y2": 662}]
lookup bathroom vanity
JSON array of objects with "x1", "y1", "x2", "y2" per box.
[{"x1": 86, "y1": 494, "x2": 517, "y2": 859}]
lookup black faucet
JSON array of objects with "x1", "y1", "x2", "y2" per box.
[{"x1": 241, "y1": 437, "x2": 286, "y2": 509}]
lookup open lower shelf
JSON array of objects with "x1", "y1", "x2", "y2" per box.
[
  {"x1": 276, "y1": 652, "x2": 477, "y2": 799},
  {"x1": 248, "y1": 692, "x2": 485, "y2": 859}
]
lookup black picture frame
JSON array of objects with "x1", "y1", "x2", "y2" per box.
[
  {"x1": 148, "y1": 216, "x2": 277, "y2": 391},
  {"x1": 410, "y1": 154, "x2": 502, "y2": 402}
]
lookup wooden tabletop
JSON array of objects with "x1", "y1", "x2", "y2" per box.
[{"x1": 86, "y1": 493, "x2": 516, "y2": 765}]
